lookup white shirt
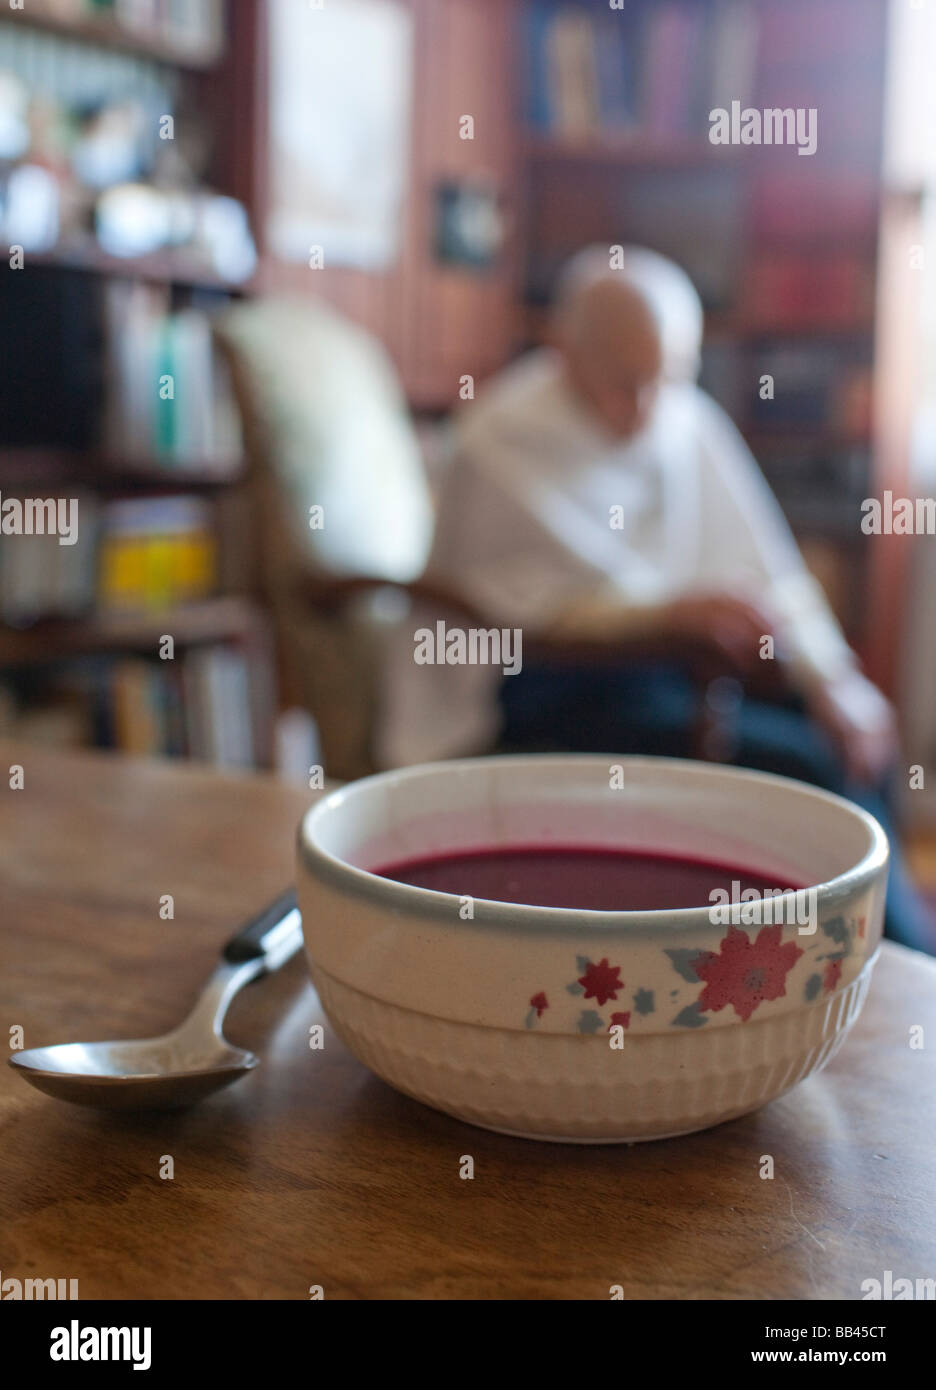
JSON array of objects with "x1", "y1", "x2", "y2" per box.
[{"x1": 376, "y1": 349, "x2": 856, "y2": 768}]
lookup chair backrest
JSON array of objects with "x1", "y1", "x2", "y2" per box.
[{"x1": 216, "y1": 296, "x2": 434, "y2": 588}]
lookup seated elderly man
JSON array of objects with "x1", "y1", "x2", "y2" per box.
[{"x1": 378, "y1": 245, "x2": 930, "y2": 950}]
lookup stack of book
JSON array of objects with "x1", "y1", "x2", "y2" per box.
[
  {"x1": 0, "y1": 493, "x2": 218, "y2": 624},
  {"x1": 524, "y1": 0, "x2": 758, "y2": 141},
  {"x1": 103, "y1": 281, "x2": 241, "y2": 471},
  {"x1": 0, "y1": 643, "x2": 264, "y2": 767}
]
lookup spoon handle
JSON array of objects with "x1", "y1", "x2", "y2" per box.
[{"x1": 222, "y1": 890, "x2": 303, "y2": 973}]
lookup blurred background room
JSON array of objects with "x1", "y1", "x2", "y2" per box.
[{"x1": 1, "y1": 0, "x2": 935, "y2": 939}]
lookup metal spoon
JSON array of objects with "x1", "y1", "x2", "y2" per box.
[{"x1": 8, "y1": 890, "x2": 303, "y2": 1110}]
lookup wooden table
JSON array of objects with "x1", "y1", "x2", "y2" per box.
[{"x1": 2, "y1": 742, "x2": 935, "y2": 1300}]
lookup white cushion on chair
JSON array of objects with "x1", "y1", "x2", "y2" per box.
[{"x1": 217, "y1": 296, "x2": 433, "y2": 582}]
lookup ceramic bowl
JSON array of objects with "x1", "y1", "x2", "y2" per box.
[{"x1": 296, "y1": 755, "x2": 887, "y2": 1143}]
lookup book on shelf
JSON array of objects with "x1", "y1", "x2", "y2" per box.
[
  {"x1": 106, "y1": 655, "x2": 187, "y2": 757},
  {"x1": 743, "y1": 253, "x2": 875, "y2": 331},
  {"x1": 112, "y1": 656, "x2": 164, "y2": 756},
  {"x1": 103, "y1": 280, "x2": 241, "y2": 471},
  {"x1": 0, "y1": 491, "x2": 99, "y2": 626},
  {"x1": 547, "y1": 8, "x2": 599, "y2": 139},
  {"x1": 593, "y1": 10, "x2": 636, "y2": 131},
  {"x1": 184, "y1": 644, "x2": 255, "y2": 768},
  {"x1": 97, "y1": 494, "x2": 218, "y2": 613},
  {"x1": 707, "y1": 0, "x2": 759, "y2": 118},
  {"x1": 643, "y1": 2, "x2": 701, "y2": 139},
  {"x1": 524, "y1": 0, "x2": 758, "y2": 142}
]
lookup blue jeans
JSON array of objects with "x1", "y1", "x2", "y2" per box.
[{"x1": 497, "y1": 661, "x2": 934, "y2": 954}]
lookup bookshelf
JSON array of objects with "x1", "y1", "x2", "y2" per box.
[
  {"x1": 516, "y1": 0, "x2": 889, "y2": 653},
  {"x1": 0, "y1": 1, "x2": 269, "y2": 767}
]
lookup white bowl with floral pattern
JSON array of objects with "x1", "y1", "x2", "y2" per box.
[{"x1": 297, "y1": 755, "x2": 888, "y2": 1142}]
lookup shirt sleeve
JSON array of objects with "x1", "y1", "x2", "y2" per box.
[{"x1": 691, "y1": 392, "x2": 858, "y2": 692}]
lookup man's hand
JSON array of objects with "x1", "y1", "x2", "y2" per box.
[
  {"x1": 660, "y1": 593, "x2": 776, "y2": 677},
  {"x1": 807, "y1": 671, "x2": 898, "y2": 785}
]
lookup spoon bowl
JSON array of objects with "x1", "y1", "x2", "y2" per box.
[{"x1": 9, "y1": 1036, "x2": 258, "y2": 1110}]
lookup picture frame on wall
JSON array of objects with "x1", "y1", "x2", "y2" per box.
[{"x1": 267, "y1": 0, "x2": 414, "y2": 271}]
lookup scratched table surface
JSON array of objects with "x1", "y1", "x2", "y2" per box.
[{"x1": 2, "y1": 741, "x2": 935, "y2": 1300}]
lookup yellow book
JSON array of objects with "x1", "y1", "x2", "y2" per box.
[
  {"x1": 175, "y1": 532, "x2": 217, "y2": 600},
  {"x1": 144, "y1": 537, "x2": 175, "y2": 610},
  {"x1": 99, "y1": 537, "x2": 147, "y2": 610},
  {"x1": 113, "y1": 662, "x2": 159, "y2": 755}
]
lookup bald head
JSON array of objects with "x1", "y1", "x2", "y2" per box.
[{"x1": 552, "y1": 246, "x2": 703, "y2": 439}]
